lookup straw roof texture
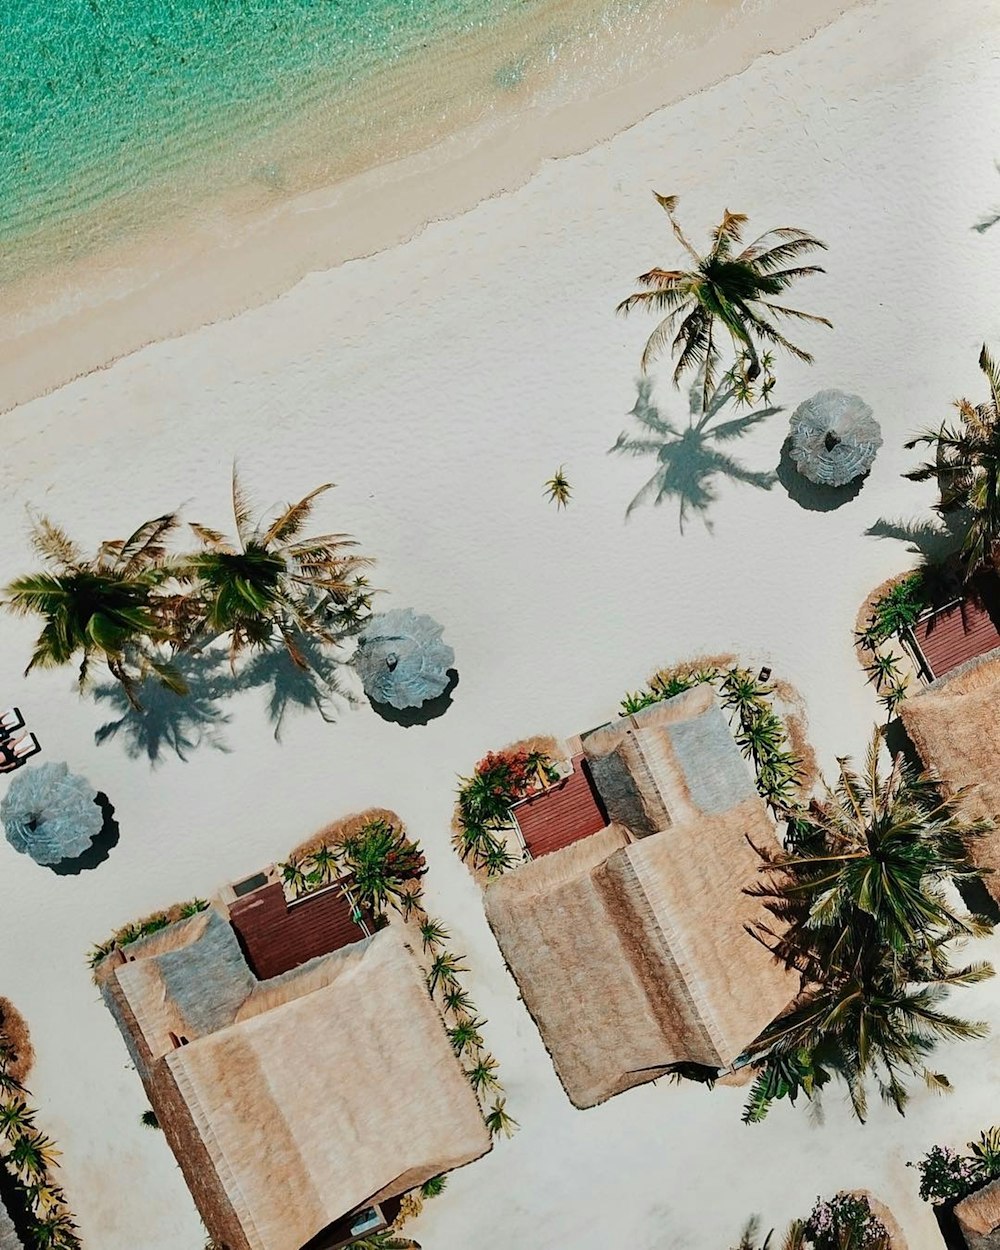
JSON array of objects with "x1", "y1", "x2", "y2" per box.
[
  {"x1": 955, "y1": 1176, "x2": 1000, "y2": 1246},
  {"x1": 0, "y1": 1198, "x2": 23, "y2": 1250},
  {"x1": 582, "y1": 685, "x2": 758, "y2": 835},
  {"x1": 485, "y1": 784, "x2": 793, "y2": 1108},
  {"x1": 103, "y1": 919, "x2": 488, "y2": 1250},
  {"x1": 899, "y1": 652, "x2": 1000, "y2": 899}
]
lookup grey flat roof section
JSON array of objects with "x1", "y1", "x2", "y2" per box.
[{"x1": 0, "y1": 1195, "x2": 25, "y2": 1250}]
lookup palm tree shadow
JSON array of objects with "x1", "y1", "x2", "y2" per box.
[
  {"x1": 91, "y1": 651, "x2": 236, "y2": 765},
  {"x1": 239, "y1": 634, "x2": 357, "y2": 741},
  {"x1": 610, "y1": 376, "x2": 780, "y2": 532},
  {"x1": 865, "y1": 514, "x2": 967, "y2": 564}
]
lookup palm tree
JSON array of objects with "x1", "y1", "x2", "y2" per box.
[
  {"x1": 617, "y1": 194, "x2": 830, "y2": 408},
  {"x1": 754, "y1": 730, "x2": 991, "y2": 964},
  {"x1": 182, "y1": 470, "x2": 372, "y2": 667},
  {"x1": 466, "y1": 1053, "x2": 502, "y2": 1095},
  {"x1": 484, "y1": 1096, "x2": 519, "y2": 1139},
  {"x1": 447, "y1": 1016, "x2": 486, "y2": 1055},
  {"x1": 745, "y1": 730, "x2": 994, "y2": 1122},
  {"x1": 340, "y1": 820, "x2": 426, "y2": 917},
  {"x1": 0, "y1": 1098, "x2": 35, "y2": 1139},
  {"x1": 905, "y1": 344, "x2": 1000, "y2": 577},
  {"x1": 427, "y1": 950, "x2": 468, "y2": 994},
  {"x1": 544, "y1": 467, "x2": 572, "y2": 509},
  {"x1": 3, "y1": 513, "x2": 182, "y2": 705}
]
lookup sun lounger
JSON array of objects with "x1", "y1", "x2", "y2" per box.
[
  {"x1": 0, "y1": 732, "x2": 40, "y2": 772},
  {"x1": 0, "y1": 707, "x2": 24, "y2": 740}
]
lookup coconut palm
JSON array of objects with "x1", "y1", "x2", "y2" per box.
[
  {"x1": 745, "y1": 731, "x2": 994, "y2": 1122},
  {"x1": 905, "y1": 344, "x2": 1000, "y2": 577},
  {"x1": 617, "y1": 195, "x2": 831, "y2": 408},
  {"x1": 754, "y1": 730, "x2": 991, "y2": 965},
  {"x1": 466, "y1": 1053, "x2": 502, "y2": 1095},
  {"x1": 544, "y1": 466, "x2": 572, "y2": 509},
  {"x1": 3, "y1": 513, "x2": 182, "y2": 705},
  {"x1": 181, "y1": 471, "x2": 372, "y2": 667}
]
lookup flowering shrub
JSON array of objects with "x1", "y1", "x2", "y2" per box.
[
  {"x1": 456, "y1": 747, "x2": 559, "y2": 875},
  {"x1": 912, "y1": 1130, "x2": 1000, "y2": 1205},
  {"x1": 804, "y1": 1194, "x2": 889, "y2": 1249}
]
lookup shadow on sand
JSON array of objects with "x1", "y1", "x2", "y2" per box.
[
  {"x1": 49, "y1": 792, "x2": 120, "y2": 876},
  {"x1": 775, "y1": 436, "x2": 867, "y2": 512},
  {"x1": 368, "y1": 669, "x2": 459, "y2": 728},
  {"x1": 239, "y1": 635, "x2": 356, "y2": 741},
  {"x1": 92, "y1": 651, "x2": 236, "y2": 766},
  {"x1": 610, "y1": 377, "x2": 780, "y2": 532}
]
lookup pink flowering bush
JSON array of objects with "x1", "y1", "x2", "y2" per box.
[
  {"x1": 912, "y1": 1141, "x2": 992, "y2": 1204},
  {"x1": 804, "y1": 1194, "x2": 889, "y2": 1249}
]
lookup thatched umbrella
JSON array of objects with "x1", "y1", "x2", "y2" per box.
[
  {"x1": 788, "y1": 389, "x2": 882, "y2": 486},
  {"x1": 1, "y1": 761, "x2": 102, "y2": 865},
  {"x1": 353, "y1": 609, "x2": 454, "y2": 709}
]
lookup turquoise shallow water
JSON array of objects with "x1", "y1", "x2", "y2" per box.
[{"x1": 2, "y1": 0, "x2": 574, "y2": 280}]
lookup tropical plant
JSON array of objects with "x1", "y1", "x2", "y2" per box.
[
  {"x1": 140, "y1": 1109, "x2": 160, "y2": 1130},
  {"x1": 3, "y1": 513, "x2": 182, "y2": 705},
  {"x1": 419, "y1": 918, "x2": 450, "y2": 951},
  {"x1": 544, "y1": 466, "x2": 572, "y2": 509},
  {"x1": 339, "y1": 819, "x2": 426, "y2": 915},
  {"x1": 428, "y1": 951, "x2": 468, "y2": 994},
  {"x1": 456, "y1": 747, "x2": 558, "y2": 873},
  {"x1": 803, "y1": 1194, "x2": 890, "y2": 1250},
  {"x1": 484, "y1": 1096, "x2": 519, "y2": 1139},
  {"x1": 617, "y1": 194, "x2": 830, "y2": 407},
  {"x1": 906, "y1": 345, "x2": 1000, "y2": 577},
  {"x1": 179, "y1": 470, "x2": 372, "y2": 666},
  {"x1": 859, "y1": 573, "x2": 929, "y2": 648},
  {"x1": 466, "y1": 1054, "x2": 502, "y2": 1095},
  {"x1": 745, "y1": 730, "x2": 994, "y2": 1122},
  {"x1": 913, "y1": 1140, "x2": 996, "y2": 1204},
  {"x1": 447, "y1": 1017, "x2": 485, "y2": 1055},
  {"x1": 420, "y1": 1174, "x2": 447, "y2": 1199},
  {"x1": 730, "y1": 1217, "x2": 805, "y2": 1250}
]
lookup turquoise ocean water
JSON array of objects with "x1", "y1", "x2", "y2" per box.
[{"x1": 2, "y1": 0, "x2": 645, "y2": 284}]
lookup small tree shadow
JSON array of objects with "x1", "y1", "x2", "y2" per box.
[
  {"x1": 775, "y1": 436, "x2": 866, "y2": 511},
  {"x1": 239, "y1": 633, "x2": 356, "y2": 741},
  {"x1": 973, "y1": 160, "x2": 1000, "y2": 233},
  {"x1": 368, "y1": 669, "x2": 459, "y2": 727},
  {"x1": 610, "y1": 376, "x2": 779, "y2": 532},
  {"x1": 48, "y1": 793, "x2": 120, "y2": 876},
  {"x1": 92, "y1": 650, "x2": 236, "y2": 765}
]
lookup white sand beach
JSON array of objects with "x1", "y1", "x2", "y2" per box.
[{"x1": 2, "y1": 0, "x2": 1000, "y2": 1247}]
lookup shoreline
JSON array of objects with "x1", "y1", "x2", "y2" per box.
[{"x1": 0, "y1": 0, "x2": 866, "y2": 415}]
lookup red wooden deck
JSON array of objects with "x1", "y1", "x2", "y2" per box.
[
  {"x1": 910, "y1": 588, "x2": 1000, "y2": 681},
  {"x1": 512, "y1": 755, "x2": 608, "y2": 859},
  {"x1": 228, "y1": 879, "x2": 369, "y2": 980}
]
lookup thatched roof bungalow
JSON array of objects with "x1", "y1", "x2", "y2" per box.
[
  {"x1": 899, "y1": 651, "x2": 1000, "y2": 901},
  {"x1": 485, "y1": 685, "x2": 794, "y2": 1108},
  {"x1": 98, "y1": 909, "x2": 490, "y2": 1250},
  {"x1": 954, "y1": 1177, "x2": 1000, "y2": 1249}
]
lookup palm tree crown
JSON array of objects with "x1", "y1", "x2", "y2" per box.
[
  {"x1": 3, "y1": 513, "x2": 180, "y2": 700},
  {"x1": 181, "y1": 471, "x2": 372, "y2": 666},
  {"x1": 905, "y1": 343, "x2": 1000, "y2": 577},
  {"x1": 617, "y1": 194, "x2": 831, "y2": 407},
  {"x1": 745, "y1": 729, "x2": 993, "y2": 1122}
]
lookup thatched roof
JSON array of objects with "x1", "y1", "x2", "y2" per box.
[
  {"x1": 103, "y1": 918, "x2": 490, "y2": 1250},
  {"x1": 0, "y1": 1197, "x2": 23, "y2": 1250},
  {"x1": 582, "y1": 685, "x2": 758, "y2": 835},
  {"x1": 899, "y1": 651, "x2": 1000, "y2": 899},
  {"x1": 486, "y1": 687, "x2": 793, "y2": 1108},
  {"x1": 955, "y1": 1176, "x2": 1000, "y2": 1247}
]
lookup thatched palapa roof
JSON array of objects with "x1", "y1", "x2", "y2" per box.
[
  {"x1": 100, "y1": 909, "x2": 490, "y2": 1250},
  {"x1": 485, "y1": 687, "x2": 794, "y2": 1108},
  {"x1": 899, "y1": 650, "x2": 1000, "y2": 901}
]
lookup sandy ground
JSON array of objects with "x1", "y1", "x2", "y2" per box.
[{"x1": 1, "y1": 0, "x2": 1000, "y2": 1247}]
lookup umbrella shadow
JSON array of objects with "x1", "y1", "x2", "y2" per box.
[
  {"x1": 775, "y1": 436, "x2": 867, "y2": 511},
  {"x1": 91, "y1": 650, "x2": 236, "y2": 765},
  {"x1": 239, "y1": 633, "x2": 356, "y2": 741},
  {"x1": 48, "y1": 792, "x2": 120, "y2": 876},
  {"x1": 610, "y1": 376, "x2": 780, "y2": 532},
  {"x1": 368, "y1": 669, "x2": 459, "y2": 727}
]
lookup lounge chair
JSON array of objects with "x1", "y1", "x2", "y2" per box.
[
  {"x1": 0, "y1": 708, "x2": 24, "y2": 740},
  {"x1": 0, "y1": 733, "x2": 40, "y2": 772}
]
